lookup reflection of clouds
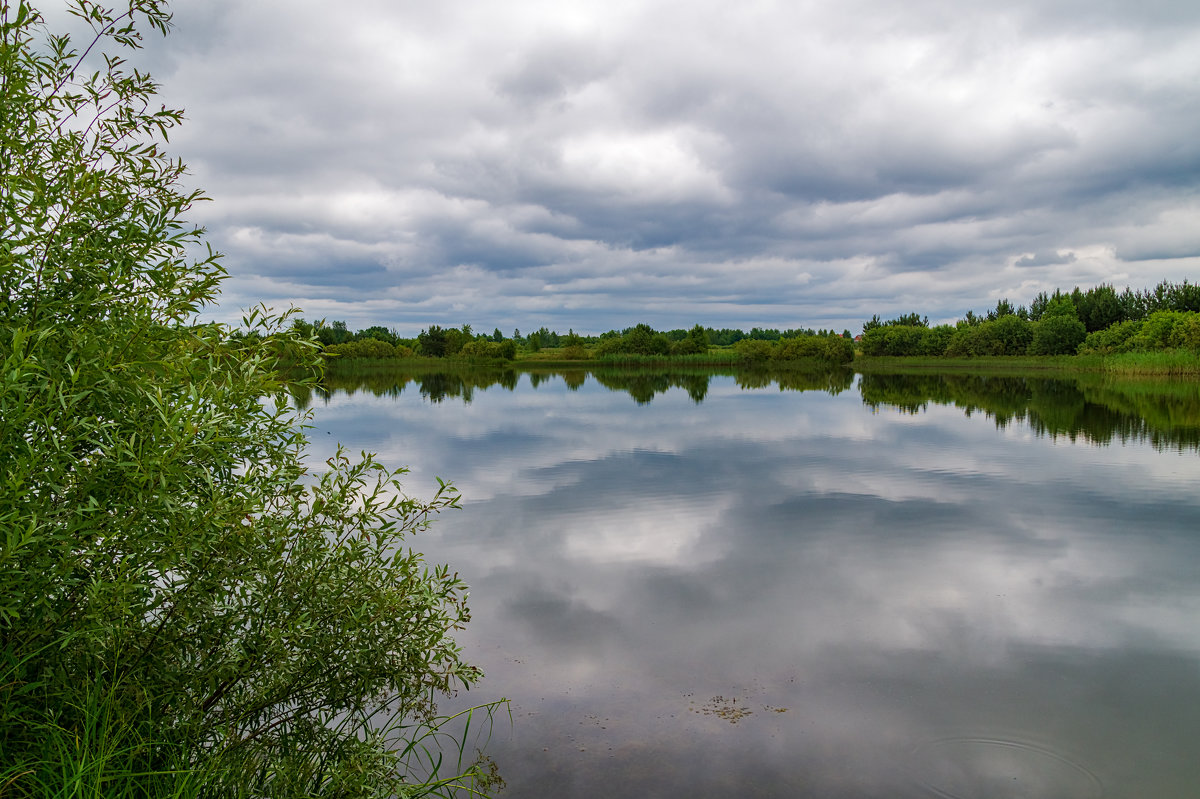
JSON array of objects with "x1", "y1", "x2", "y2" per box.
[
  {"x1": 305, "y1": 376, "x2": 1200, "y2": 655},
  {"x1": 304, "y1": 375, "x2": 1200, "y2": 797},
  {"x1": 563, "y1": 493, "x2": 732, "y2": 566}
]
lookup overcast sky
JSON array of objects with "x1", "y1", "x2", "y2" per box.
[{"x1": 117, "y1": 0, "x2": 1200, "y2": 334}]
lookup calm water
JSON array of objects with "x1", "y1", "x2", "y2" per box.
[{"x1": 297, "y1": 369, "x2": 1200, "y2": 798}]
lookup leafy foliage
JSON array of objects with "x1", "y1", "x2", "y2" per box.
[
  {"x1": 0, "y1": 2, "x2": 494, "y2": 795},
  {"x1": 1029, "y1": 314, "x2": 1086, "y2": 355}
]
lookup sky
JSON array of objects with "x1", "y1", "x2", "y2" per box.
[{"x1": 95, "y1": 0, "x2": 1200, "y2": 334}]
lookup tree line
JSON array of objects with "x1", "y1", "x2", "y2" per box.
[
  {"x1": 296, "y1": 278, "x2": 1200, "y2": 365},
  {"x1": 860, "y1": 280, "x2": 1200, "y2": 357},
  {"x1": 298, "y1": 319, "x2": 857, "y2": 364}
]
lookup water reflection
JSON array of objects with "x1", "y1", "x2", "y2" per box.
[
  {"x1": 860, "y1": 373, "x2": 1200, "y2": 452},
  {"x1": 299, "y1": 369, "x2": 1200, "y2": 798},
  {"x1": 291, "y1": 363, "x2": 856, "y2": 409}
]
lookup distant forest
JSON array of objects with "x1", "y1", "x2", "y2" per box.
[{"x1": 293, "y1": 279, "x2": 1200, "y2": 362}]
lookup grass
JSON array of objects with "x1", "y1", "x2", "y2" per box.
[
  {"x1": 2, "y1": 699, "x2": 510, "y2": 799},
  {"x1": 1099, "y1": 350, "x2": 1200, "y2": 376},
  {"x1": 321, "y1": 348, "x2": 1200, "y2": 379},
  {"x1": 853, "y1": 352, "x2": 1200, "y2": 377},
  {"x1": 852, "y1": 354, "x2": 1110, "y2": 375},
  {"x1": 1, "y1": 653, "x2": 508, "y2": 799},
  {"x1": 1, "y1": 676, "x2": 201, "y2": 799}
]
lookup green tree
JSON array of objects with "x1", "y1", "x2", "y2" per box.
[
  {"x1": 316, "y1": 319, "x2": 353, "y2": 346},
  {"x1": 356, "y1": 324, "x2": 399, "y2": 345},
  {"x1": 734, "y1": 338, "x2": 774, "y2": 364},
  {"x1": 619, "y1": 323, "x2": 669, "y2": 355},
  {"x1": 0, "y1": 2, "x2": 494, "y2": 795},
  {"x1": 1029, "y1": 314, "x2": 1087, "y2": 355},
  {"x1": 417, "y1": 324, "x2": 449, "y2": 356},
  {"x1": 946, "y1": 315, "x2": 1033, "y2": 356},
  {"x1": 670, "y1": 323, "x2": 709, "y2": 355},
  {"x1": 1075, "y1": 283, "x2": 1123, "y2": 332},
  {"x1": 986, "y1": 298, "x2": 1017, "y2": 321}
]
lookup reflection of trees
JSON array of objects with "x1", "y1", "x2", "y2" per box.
[
  {"x1": 591, "y1": 367, "x2": 851, "y2": 404},
  {"x1": 290, "y1": 364, "x2": 521, "y2": 408},
  {"x1": 681, "y1": 374, "x2": 709, "y2": 403},
  {"x1": 859, "y1": 373, "x2": 1200, "y2": 451},
  {"x1": 292, "y1": 364, "x2": 857, "y2": 407},
  {"x1": 591, "y1": 371, "x2": 681, "y2": 405},
  {"x1": 562, "y1": 371, "x2": 587, "y2": 391},
  {"x1": 737, "y1": 367, "x2": 855, "y2": 395}
]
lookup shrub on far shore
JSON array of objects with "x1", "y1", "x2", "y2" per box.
[
  {"x1": 324, "y1": 338, "x2": 413, "y2": 359},
  {"x1": 1029, "y1": 315, "x2": 1087, "y2": 355}
]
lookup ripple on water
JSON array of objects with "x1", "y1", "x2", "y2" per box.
[{"x1": 913, "y1": 737, "x2": 1104, "y2": 799}]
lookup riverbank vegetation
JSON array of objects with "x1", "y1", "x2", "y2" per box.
[
  {"x1": 305, "y1": 280, "x2": 1199, "y2": 376},
  {"x1": 1, "y1": 3, "x2": 498, "y2": 796},
  {"x1": 301, "y1": 362, "x2": 1200, "y2": 451}
]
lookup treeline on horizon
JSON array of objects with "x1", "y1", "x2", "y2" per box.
[
  {"x1": 292, "y1": 319, "x2": 857, "y2": 364},
  {"x1": 860, "y1": 279, "x2": 1200, "y2": 358},
  {"x1": 291, "y1": 278, "x2": 1200, "y2": 364}
]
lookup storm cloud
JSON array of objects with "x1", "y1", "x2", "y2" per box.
[{"x1": 131, "y1": 0, "x2": 1200, "y2": 332}]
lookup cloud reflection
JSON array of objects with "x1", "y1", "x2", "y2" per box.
[{"x1": 305, "y1": 374, "x2": 1200, "y2": 797}]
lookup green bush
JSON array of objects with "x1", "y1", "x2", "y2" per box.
[
  {"x1": 1169, "y1": 313, "x2": 1200, "y2": 350},
  {"x1": 669, "y1": 324, "x2": 710, "y2": 355},
  {"x1": 859, "y1": 325, "x2": 951, "y2": 357},
  {"x1": 670, "y1": 336, "x2": 705, "y2": 355},
  {"x1": 1079, "y1": 319, "x2": 1144, "y2": 354},
  {"x1": 1128, "y1": 310, "x2": 1193, "y2": 351},
  {"x1": 946, "y1": 315, "x2": 1033, "y2": 356},
  {"x1": 1029, "y1": 315, "x2": 1087, "y2": 355},
  {"x1": 458, "y1": 339, "x2": 517, "y2": 361},
  {"x1": 593, "y1": 323, "x2": 672, "y2": 356},
  {"x1": 559, "y1": 344, "x2": 591, "y2": 359},
  {"x1": 1078, "y1": 312, "x2": 1200, "y2": 354},
  {"x1": 0, "y1": 3, "x2": 495, "y2": 796},
  {"x1": 734, "y1": 338, "x2": 774, "y2": 364},
  {"x1": 774, "y1": 333, "x2": 854, "y2": 363},
  {"x1": 325, "y1": 337, "x2": 404, "y2": 359},
  {"x1": 917, "y1": 325, "x2": 955, "y2": 356}
]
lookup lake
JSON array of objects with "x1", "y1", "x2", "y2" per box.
[{"x1": 294, "y1": 367, "x2": 1200, "y2": 798}]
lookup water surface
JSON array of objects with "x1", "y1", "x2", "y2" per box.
[{"x1": 300, "y1": 370, "x2": 1200, "y2": 798}]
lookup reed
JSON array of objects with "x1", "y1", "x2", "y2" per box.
[{"x1": 1100, "y1": 350, "x2": 1200, "y2": 376}]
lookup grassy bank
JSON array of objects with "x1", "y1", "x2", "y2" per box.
[
  {"x1": 319, "y1": 349, "x2": 1200, "y2": 378},
  {"x1": 853, "y1": 352, "x2": 1200, "y2": 377},
  {"x1": 319, "y1": 347, "x2": 825, "y2": 372},
  {"x1": 852, "y1": 355, "x2": 1108, "y2": 375},
  {"x1": 1098, "y1": 350, "x2": 1200, "y2": 376},
  {"x1": 520, "y1": 349, "x2": 740, "y2": 368}
]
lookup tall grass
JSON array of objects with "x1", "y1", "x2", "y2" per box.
[
  {"x1": 1101, "y1": 350, "x2": 1200, "y2": 376},
  {"x1": 0, "y1": 657, "x2": 507, "y2": 799},
  {"x1": 591, "y1": 350, "x2": 740, "y2": 367},
  {"x1": 853, "y1": 355, "x2": 1108, "y2": 374},
  {"x1": 1, "y1": 675, "x2": 199, "y2": 799},
  {"x1": 854, "y1": 350, "x2": 1200, "y2": 377}
]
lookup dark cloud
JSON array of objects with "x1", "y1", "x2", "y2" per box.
[{"x1": 120, "y1": 0, "x2": 1200, "y2": 332}]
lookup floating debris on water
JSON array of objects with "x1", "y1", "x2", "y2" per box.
[{"x1": 688, "y1": 695, "x2": 754, "y2": 723}]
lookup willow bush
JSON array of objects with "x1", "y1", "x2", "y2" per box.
[{"x1": 0, "y1": 2, "x2": 495, "y2": 795}]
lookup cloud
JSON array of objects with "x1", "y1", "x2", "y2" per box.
[
  {"x1": 1015, "y1": 250, "x2": 1078, "y2": 268},
  {"x1": 125, "y1": 0, "x2": 1200, "y2": 332}
]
